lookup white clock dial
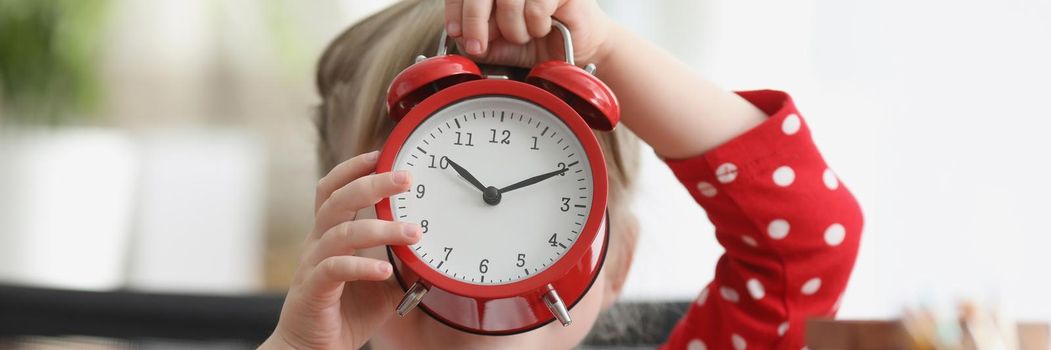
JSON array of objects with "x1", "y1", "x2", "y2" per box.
[{"x1": 391, "y1": 96, "x2": 594, "y2": 285}]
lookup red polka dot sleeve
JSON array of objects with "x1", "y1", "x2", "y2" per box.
[{"x1": 658, "y1": 90, "x2": 864, "y2": 350}]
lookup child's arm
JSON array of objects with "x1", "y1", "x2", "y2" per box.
[
  {"x1": 594, "y1": 24, "x2": 864, "y2": 350},
  {"x1": 592, "y1": 23, "x2": 768, "y2": 159},
  {"x1": 655, "y1": 91, "x2": 864, "y2": 350}
]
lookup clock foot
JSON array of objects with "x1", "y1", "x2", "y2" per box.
[
  {"x1": 396, "y1": 281, "x2": 429, "y2": 317},
  {"x1": 542, "y1": 287, "x2": 572, "y2": 326}
]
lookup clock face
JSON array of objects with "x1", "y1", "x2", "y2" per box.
[{"x1": 390, "y1": 96, "x2": 594, "y2": 285}]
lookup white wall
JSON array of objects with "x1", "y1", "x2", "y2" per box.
[{"x1": 605, "y1": 0, "x2": 1051, "y2": 321}]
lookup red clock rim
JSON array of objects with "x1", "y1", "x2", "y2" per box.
[{"x1": 375, "y1": 79, "x2": 609, "y2": 299}]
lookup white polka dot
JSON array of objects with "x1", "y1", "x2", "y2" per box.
[
  {"x1": 732, "y1": 333, "x2": 747, "y2": 350},
  {"x1": 696, "y1": 181, "x2": 718, "y2": 197},
  {"x1": 767, "y1": 219, "x2": 790, "y2": 240},
  {"x1": 746, "y1": 278, "x2": 765, "y2": 300},
  {"x1": 772, "y1": 166, "x2": 795, "y2": 187},
  {"x1": 696, "y1": 287, "x2": 709, "y2": 306},
  {"x1": 801, "y1": 278, "x2": 822, "y2": 295},
  {"x1": 823, "y1": 168, "x2": 839, "y2": 190},
  {"x1": 741, "y1": 235, "x2": 759, "y2": 247},
  {"x1": 716, "y1": 163, "x2": 739, "y2": 184},
  {"x1": 719, "y1": 286, "x2": 740, "y2": 303},
  {"x1": 687, "y1": 339, "x2": 707, "y2": 350},
  {"x1": 778, "y1": 321, "x2": 789, "y2": 336},
  {"x1": 782, "y1": 114, "x2": 801, "y2": 135},
  {"x1": 824, "y1": 223, "x2": 846, "y2": 246}
]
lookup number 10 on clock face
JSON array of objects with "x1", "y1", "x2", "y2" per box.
[{"x1": 389, "y1": 96, "x2": 595, "y2": 286}]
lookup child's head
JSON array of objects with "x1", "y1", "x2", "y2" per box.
[{"x1": 314, "y1": 0, "x2": 640, "y2": 346}]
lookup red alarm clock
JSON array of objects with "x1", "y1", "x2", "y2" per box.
[{"x1": 375, "y1": 20, "x2": 619, "y2": 335}]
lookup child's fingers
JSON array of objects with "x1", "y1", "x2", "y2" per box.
[
  {"x1": 495, "y1": 0, "x2": 530, "y2": 45},
  {"x1": 314, "y1": 151, "x2": 379, "y2": 214},
  {"x1": 304, "y1": 220, "x2": 421, "y2": 267},
  {"x1": 461, "y1": 0, "x2": 494, "y2": 55},
  {"x1": 313, "y1": 171, "x2": 412, "y2": 238},
  {"x1": 302, "y1": 255, "x2": 392, "y2": 301},
  {"x1": 444, "y1": 0, "x2": 464, "y2": 37},
  {"x1": 524, "y1": 0, "x2": 557, "y2": 38}
]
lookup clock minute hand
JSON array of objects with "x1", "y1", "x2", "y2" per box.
[
  {"x1": 498, "y1": 167, "x2": 569, "y2": 194},
  {"x1": 445, "y1": 158, "x2": 487, "y2": 193}
]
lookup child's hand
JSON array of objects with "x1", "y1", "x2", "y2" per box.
[
  {"x1": 261, "y1": 151, "x2": 421, "y2": 350},
  {"x1": 444, "y1": 0, "x2": 613, "y2": 67}
]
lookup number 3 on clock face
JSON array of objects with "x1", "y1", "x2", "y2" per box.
[{"x1": 389, "y1": 96, "x2": 594, "y2": 285}]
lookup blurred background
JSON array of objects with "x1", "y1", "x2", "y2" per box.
[{"x1": 1, "y1": 0, "x2": 1051, "y2": 342}]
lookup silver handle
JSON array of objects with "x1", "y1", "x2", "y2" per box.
[{"x1": 434, "y1": 19, "x2": 576, "y2": 66}]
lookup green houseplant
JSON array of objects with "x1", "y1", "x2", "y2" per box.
[{"x1": 0, "y1": 0, "x2": 108, "y2": 125}]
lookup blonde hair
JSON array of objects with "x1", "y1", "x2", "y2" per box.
[{"x1": 315, "y1": 0, "x2": 640, "y2": 293}]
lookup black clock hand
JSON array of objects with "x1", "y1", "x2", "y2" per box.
[
  {"x1": 498, "y1": 167, "x2": 569, "y2": 194},
  {"x1": 445, "y1": 157, "x2": 487, "y2": 193}
]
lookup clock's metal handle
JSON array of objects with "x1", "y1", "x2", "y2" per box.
[
  {"x1": 428, "y1": 20, "x2": 578, "y2": 67},
  {"x1": 542, "y1": 286, "x2": 572, "y2": 326},
  {"x1": 396, "y1": 281, "x2": 429, "y2": 316}
]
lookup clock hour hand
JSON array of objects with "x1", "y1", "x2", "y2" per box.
[
  {"x1": 498, "y1": 167, "x2": 569, "y2": 194},
  {"x1": 445, "y1": 157, "x2": 487, "y2": 193}
]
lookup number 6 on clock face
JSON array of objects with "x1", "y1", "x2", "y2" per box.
[{"x1": 390, "y1": 97, "x2": 593, "y2": 285}]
